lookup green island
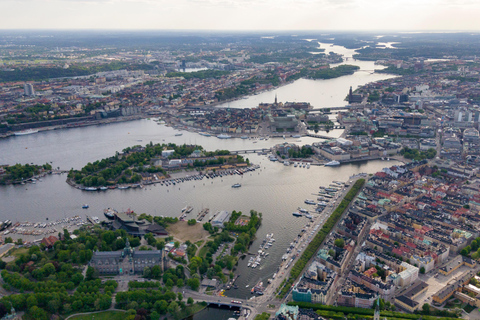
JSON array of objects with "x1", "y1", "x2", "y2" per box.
[
  {"x1": 286, "y1": 64, "x2": 360, "y2": 82},
  {"x1": 67, "y1": 143, "x2": 249, "y2": 187},
  {"x1": 277, "y1": 179, "x2": 365, "y2": 298},
  {"x1": 0, "y1": 207, "x2": 262, "y2": 320},
  {"x1": 0, "y1": 163, "x2": 52, "y2": 185}
]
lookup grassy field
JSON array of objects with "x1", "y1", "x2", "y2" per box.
[{"x1": 68, "y1": 310, "x2": 125, "y2": 320}]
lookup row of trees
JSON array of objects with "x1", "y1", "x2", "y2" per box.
[
  {"x1": 278, "y1": 179, "x2": 365, "y2": 298},
  {"x1": 288, "y1": 302, "x2": 459, "y2": 320}
]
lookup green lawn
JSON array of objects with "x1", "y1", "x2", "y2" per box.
[{"x1": 68, "y1": 310, "x2": 126, "y2": 320}]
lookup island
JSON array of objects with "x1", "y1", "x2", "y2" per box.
[
  {"x1": 66, "y1": 142, "x2": 251, "y2": 190},
  {"x1": 0, "y1": 163, "x2": 52, "y2": 185}
]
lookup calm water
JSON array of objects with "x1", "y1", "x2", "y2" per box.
[
  {"x1": 216, "y1": 42, "x2": 396, "y2": 109},
  {"x1": 0, "y1": 43, "x2": 399, "y2": 299},
  {"x1": 0, "y1": 119, "x2": 400, "y2": 298},
  {"x1": 186, "y1": 306, "x2": 239, "y2": 320}
]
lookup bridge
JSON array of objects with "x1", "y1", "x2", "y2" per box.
[
  {"x1": 230, "y1": 148, "x2": 271, "y2": 155},
  {"x1": 311, "y1": 106, "x2": 351, "y2": 112},
  {"x1": 305, "y1": 133, "x2": 336, "y2": 139}
]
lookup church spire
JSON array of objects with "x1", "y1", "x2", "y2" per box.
[{"x1": 274, "y1": 93, "x2": 278, "y2": 105}]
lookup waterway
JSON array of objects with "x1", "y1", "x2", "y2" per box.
[
  {"x1": 0, "y1": 119, "x2": 401, "y2": 297},
  {"x1": 0, "y1": 43, "x2": 401, "y2": 308},
  {"x1": 215, "y1": 42, "x2": 397, "y2": 109}
]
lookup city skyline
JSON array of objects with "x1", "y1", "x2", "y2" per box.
[{"x1": 2, "y1": 0, "x2": 480, "y2": 31}]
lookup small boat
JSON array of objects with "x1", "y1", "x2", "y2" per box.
[
  {"x1": 99, "y1": 186, "x2": 108, "y2": 191},
  {"x1": 84, "y1": 187, "x2": 97, "y2": 191},
  {"x1": 241, "y1": 136, "x2": 248, "y2": 139},
  {"x1": 304, "y1": 199, "x2": 316, "y2": 205},
  {"x1": 292, "y1": 212, "x2": 303, "y2": 217},
  {"x1": 232, "y1": 183, "x2": 241, "y2": 188},
  {"x1": 325, "y1": 160, "x2": 340, "y2": 166},
  {"x1": 82, "y1": 204, "x2": 89, "y2": 209},
  {"x1": 175, "y1": 133, "x2": 183, "y2": 136}
]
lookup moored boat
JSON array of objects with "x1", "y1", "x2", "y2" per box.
[
  {"x1": 325, "y1": 160, "x2": 340, "y2": 166},
  {"x1": 104, "y1": 208, "x2": 117, "y2": 220},
  {"x1": 14, "y1": 129, "x2": 39, "y2": 136}
]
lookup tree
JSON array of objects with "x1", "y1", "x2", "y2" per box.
[
  {"x1": 420, "y1": 266, "x2": 425, "y2": 274},
  {"x1": 177, "y1": 292, "x2": 183, "y2": 301},
  {"x1": 334, "y1": 238, "x2": 345, "y2": 248},
  {"x1": 187, "y1": 297, "x2": 194, "y2": 305},
  {"x1": 422, "y1": 303, "x2": 431, "y2": 314},
  {"x1": 187, "y1": 278, "x2": 200, "y2": 291},
  {"x1": 86, "y1": 266, "x2": 96, "y2": 280},
  {"x1": 167, "y1": 301, "x2": 180, "y2": 315}
]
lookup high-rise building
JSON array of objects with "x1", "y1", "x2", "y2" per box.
[{"x1": 24, "y1": 83, "x2": 35, "y2": 96}]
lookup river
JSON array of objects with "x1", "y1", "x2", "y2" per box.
[
  {"x1": 215, "y1": 42, "x2": 397, "y2": 109},
  {"x1": 0, "y1": 42, "x2": 398, "y2": 318}
]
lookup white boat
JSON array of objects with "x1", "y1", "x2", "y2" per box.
[
  {"x1": 232, "y1": 183, "x2": 241, "y2": 188},
  {"x1": 217, "y1": 134, "x2": 232, "y2": 139},
  {"x1": 84, "y1": 187, "x2": 98, "y2": 191},
  {"x1": 14, "y1": 129, "x2": 38, "y2": 136},
  {"x1": 304, "y1": 199, "x2": 316, "y2": 205},
  {"x1": 307, "y1": 163, "x2": 310, "y2": 169},
  {"x1": 199, "y1": 132, "x2": 211, "y2": 137},
  {"x1": 283, "y1": 161, "x2": 290, "y2": 166},
  {"x1": 294, "y1": 162, "x2": 298, "y2": 167},
  {"x1": 325, "y1": 160, "x2": 340, "y2": 166}
]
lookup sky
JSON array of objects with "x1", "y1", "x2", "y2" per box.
[{"x1": 1, "y1": 0, "x2": 480, "y2": 30}]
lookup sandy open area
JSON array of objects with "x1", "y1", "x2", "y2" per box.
[{"x1": 166, "y1": 221, "x2": 210, "y2": 243}]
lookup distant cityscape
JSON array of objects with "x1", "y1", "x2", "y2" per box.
[{"x1": 3, "y1": 31, "x2": 480, "y2": 320}]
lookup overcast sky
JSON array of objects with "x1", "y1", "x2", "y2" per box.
[{"x1": 1, "y1": 0, "x2": 480, "y2": 30}]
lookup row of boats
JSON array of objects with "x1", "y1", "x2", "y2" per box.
[
  {"x1": 81, "y1": 166, "x2": 259, "y2": 191},
  {"x1": 247, "y1": 233, "x2": 275, "y2": 272}
]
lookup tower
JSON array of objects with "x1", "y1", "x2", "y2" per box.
[
  {"x1": 274, "y1": 93, "x2": 278, "y2": 106},
  {"x1": 24, "y1": 83, "x2": 35, "y2": 96},
  {"x1": 348, "y1": 86, "x2": 353, "y2": 103}
]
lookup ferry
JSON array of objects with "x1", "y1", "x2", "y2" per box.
[
  {"x1": 82, "y1": 204, "x2": 89, "y2": 209},
  {"x1": 217, "y1": 134, "x2": 232, "y2": 139},
  {"x1": 14, "y1": 129, "x2": 38, "y2": 136},
  {"x1": 104, "y1": 208, "x2": 117, "y2": 220},
  {"x1": 325, "y1": 160, "x2": 340, "y2": 166},
  {"x1": 199, "y1": 132, "x2": 211, "y2": 137},
  {"x1": 232, "y1": 183, "x2": 241, "y2": 188}
]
